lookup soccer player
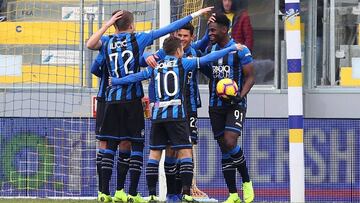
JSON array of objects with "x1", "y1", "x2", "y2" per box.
[
  {"x1": 86, "y1": 7, "x2": 213, "y2": 203},
  {"x1": 109, "y1": 36, "x2": 243, "y2": 203},
  {"x1": 90, "y1": 48, "x2": 134, "y2": 202},
  {"x1": 203, "y1": 13, "x2": 255, "y2": 203},
  {"x1": 144, "y1": 23, "x2": 208, "y2": 201}
]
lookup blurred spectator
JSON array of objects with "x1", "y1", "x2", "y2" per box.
[{"x1": 216, "y1": 0, "x2": 253, "y2": 50}]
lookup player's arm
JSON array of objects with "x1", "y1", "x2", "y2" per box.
[
  {"x1": 239, "y1": 63, "x2": 255, "y2": 98},
  {"x1": 198, "y1": 44, "x2": 242, "y2": 65},
  {"x1": 191, "y1": 29, "x2": 209, "y2": 52},
  {"x1": 239, "y1": 50, "x2": 255, "y2": 98},
  {"x1": 86, "y1": 11, "x2": 123, "y2": 50},
  {"x1": 110, "y1": 67, "x2": 153, "y2": 85},
  {"x1": 143, "y1": 49, "x2": 166, "y2": 68},
  {"x1": 144, "y1": 7, "x2": 213, "y2": 45},
  {"x1": 90, "y1": 52, "x2": 105, "y2": 77},
  {"x1": 182, "y1": 45, "x2": 238, "y2": 72}
]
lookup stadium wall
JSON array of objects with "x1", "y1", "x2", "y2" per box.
[
  {"x1": 1, "y1": 88, "x2": 360, "y2": 118},
  {"x1": 0, "y1": 118, "x2": 358, "y2": 202}
]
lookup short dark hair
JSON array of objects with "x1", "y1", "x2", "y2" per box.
[
  {"x1": 179, "y1": 22, "x2": 195, "y2": 35},
  {"x1": 213, "y1": 12, "x2": 230, "y2": 29},
  {"x1": 112, "y1": 10, "x2": 134, "y2": 31},
  {"x1": 163, "y1": 36, "x2": 182, "y2": 55}
]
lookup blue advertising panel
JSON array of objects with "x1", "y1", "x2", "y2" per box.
[{"x1": 0, "y1": 118, "x2": 359, "y2": 202}]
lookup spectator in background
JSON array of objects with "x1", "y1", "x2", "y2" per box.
[{"x1": 216, "y1": 0, "x2": 253, "y2": 51}]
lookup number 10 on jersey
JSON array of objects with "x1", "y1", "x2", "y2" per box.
[{"x1": 155, "y1": 71, "x2": 179, "y2": 98}]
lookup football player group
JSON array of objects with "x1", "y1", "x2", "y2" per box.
[{"x1": 87, "y1": 5, "x2": 255, "y2": 203}]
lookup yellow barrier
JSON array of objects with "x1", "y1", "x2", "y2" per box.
[
  {"x1": 0, "y1": 65, "x2": 98, "y2": 87},
  {"x1": 340, "y1": 67, "x2": 360, "y2": 86},
  {"x1": 0, "y1": 21, "x2": 152, "y2": 45}
]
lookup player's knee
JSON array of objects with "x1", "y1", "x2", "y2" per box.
[
  {"x1": 119, "y1": 140, "x2": 131, "y2": 151},
  {"x1": 224, "y1": 139, "x2": 237, "y2": 151},
  {"x1": 131, "y1": 142, "x2": 144, "y2": 152},
  {"x1": 149, "y1": 149, "x2": 162, "y2": 161},
  {"x1": 107, "y1": 140, "x2": 119, "y2": 151},
  {"x1": 165, "y1": 147, "x2": 177, "y2": 158},
  {"x1": 177, "y1": 148, "x2": 192, "y2": 159},
  {"x1": 98, "y1": 140, "x2": 107, "y2": 149}
]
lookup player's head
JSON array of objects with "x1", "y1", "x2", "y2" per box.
[
  {"x1": 112, "y1": 10, "x2": 135, "y2": 32},
  {"x1": 176, "y1": 23, "x2": 195, "y2": 50},
  {"x1": 163, "y1": 35, "x2": 184, "y2": 57},
  {"x1": 208, "y1": 12, "x2": 230, "y2": 44}
]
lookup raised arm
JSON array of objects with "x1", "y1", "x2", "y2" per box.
[
  {"x1": 191, "y1": 29, "x2": 209, "y2": 52},
  {"x1": 86, "y1": 11, "x2": 123, "y2": 50},
  {"x1": 147, "y1": 7, "x2": 213, "y2": 43},
  {"x1": 110, "y1": 67, "x2": 152, "y2": 86}
]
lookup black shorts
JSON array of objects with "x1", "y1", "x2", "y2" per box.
[
  {"x1": 209, "y1": 105, "x2": 246, "y2": 139},
  {"x1": 95, "y1": 98, "x2": 106, "y2": 136},
  {"x1": 187, "y1": 112, "x2": 198, "y2": 144},
  {"x1": 98, "y1": 99, "x2": 145, "y2": 142},
  {"x1": 150, "y1": 121, "x2": 192, "y2": 150}
]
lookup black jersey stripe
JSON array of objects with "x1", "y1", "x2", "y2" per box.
[
  {"x1": 130, "y1": 33, "x2": 140, "y2": 99},
  {"x1": 119, "y1": 35, "x2": 129, "y2": 100},
  {"x1": 233, "y1": 51, "x2": 240, "y2": 93}
]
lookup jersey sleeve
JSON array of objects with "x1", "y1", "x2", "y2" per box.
[
  {"x1": 182, "y1": 58, "x2": 200, "y2": 72},
  {"x1": 238, "y1": 47, "x2": 253, "y2": 65},
  {"x1": 154, "y1": 49, "x2": 166, "y2": 60},
  {"x1": 91, "y1": 52, "x2": 106, "y2": 77},
  {"x1": 191, "y1": 29, "x2": 209, "y2": 52},
  {"x1": 111, "y1": 67, "x2": 153, "y2": 85},
  {"x1": 199, "y1": 45, "x2": 237, "y2": 65},
  {"x1": 138, "y1": 15, "x2": 193, "y2": 46},
  {"x1": 100, "y1": 35, "x2": 110, "y2": 48}
]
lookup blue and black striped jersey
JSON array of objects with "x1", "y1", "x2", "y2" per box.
[
  {"x1": 204, "y1": 39, "x2": 253, "y2": 108},
  {"x1": 112, "y1": 44, "x2": 239, "y2": 120},
  {"x1": 103, "y1": 15, "x2": 195, "y2": 103},
  {"x1": 105, "y1": 33, "x2": 146, "y2": 102},
  {"x1": 153, "y1": 46, "x2": 201, "y2": 113},
  {"x1": 91, "y1": 36, "x2": 111, "y2": 100},
  {"x1": 111, "y1": 56, "x2": 200, "y2": 122}
]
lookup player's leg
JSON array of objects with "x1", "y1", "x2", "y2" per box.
[
  {"x1": 95, "y1": 98, "x2": 107, "y2": 199},
  {"x1": 209, "y1": 108, "x2": 240, "y2": 203},
  {"x1": 188, "y1": 113, "x2": 207, "y2": 198},
  {"x1": 99, "y1": 140, "x2": 119, "y2": 202},
  {"x1": 124, "y1": 99, "x2": 146, "y2": 203},
  {"x1": 96, "y1": 141, "x2": 107, "y2": 200},
  {"x1": 146, "y1": 122, "x2": 168, "y2": 202},
  {"x1": 164, "y1": 146, "x2": 180, "y2": 202},
  {"x1": 223, "y1": 106, "x2": 254, "y2": 203},
  {"x1": 113, "y1": 141, "x2": 131, "y2": 203},
  {"x1": 167, "y1": 121, "x2": 196, "y2": 203},
  {"x1": 98, "y1": 103, "x2": 123, "y2": 202},
  {"x1": 146, "y1": 149, "x2": 162, "y2": 202}
]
